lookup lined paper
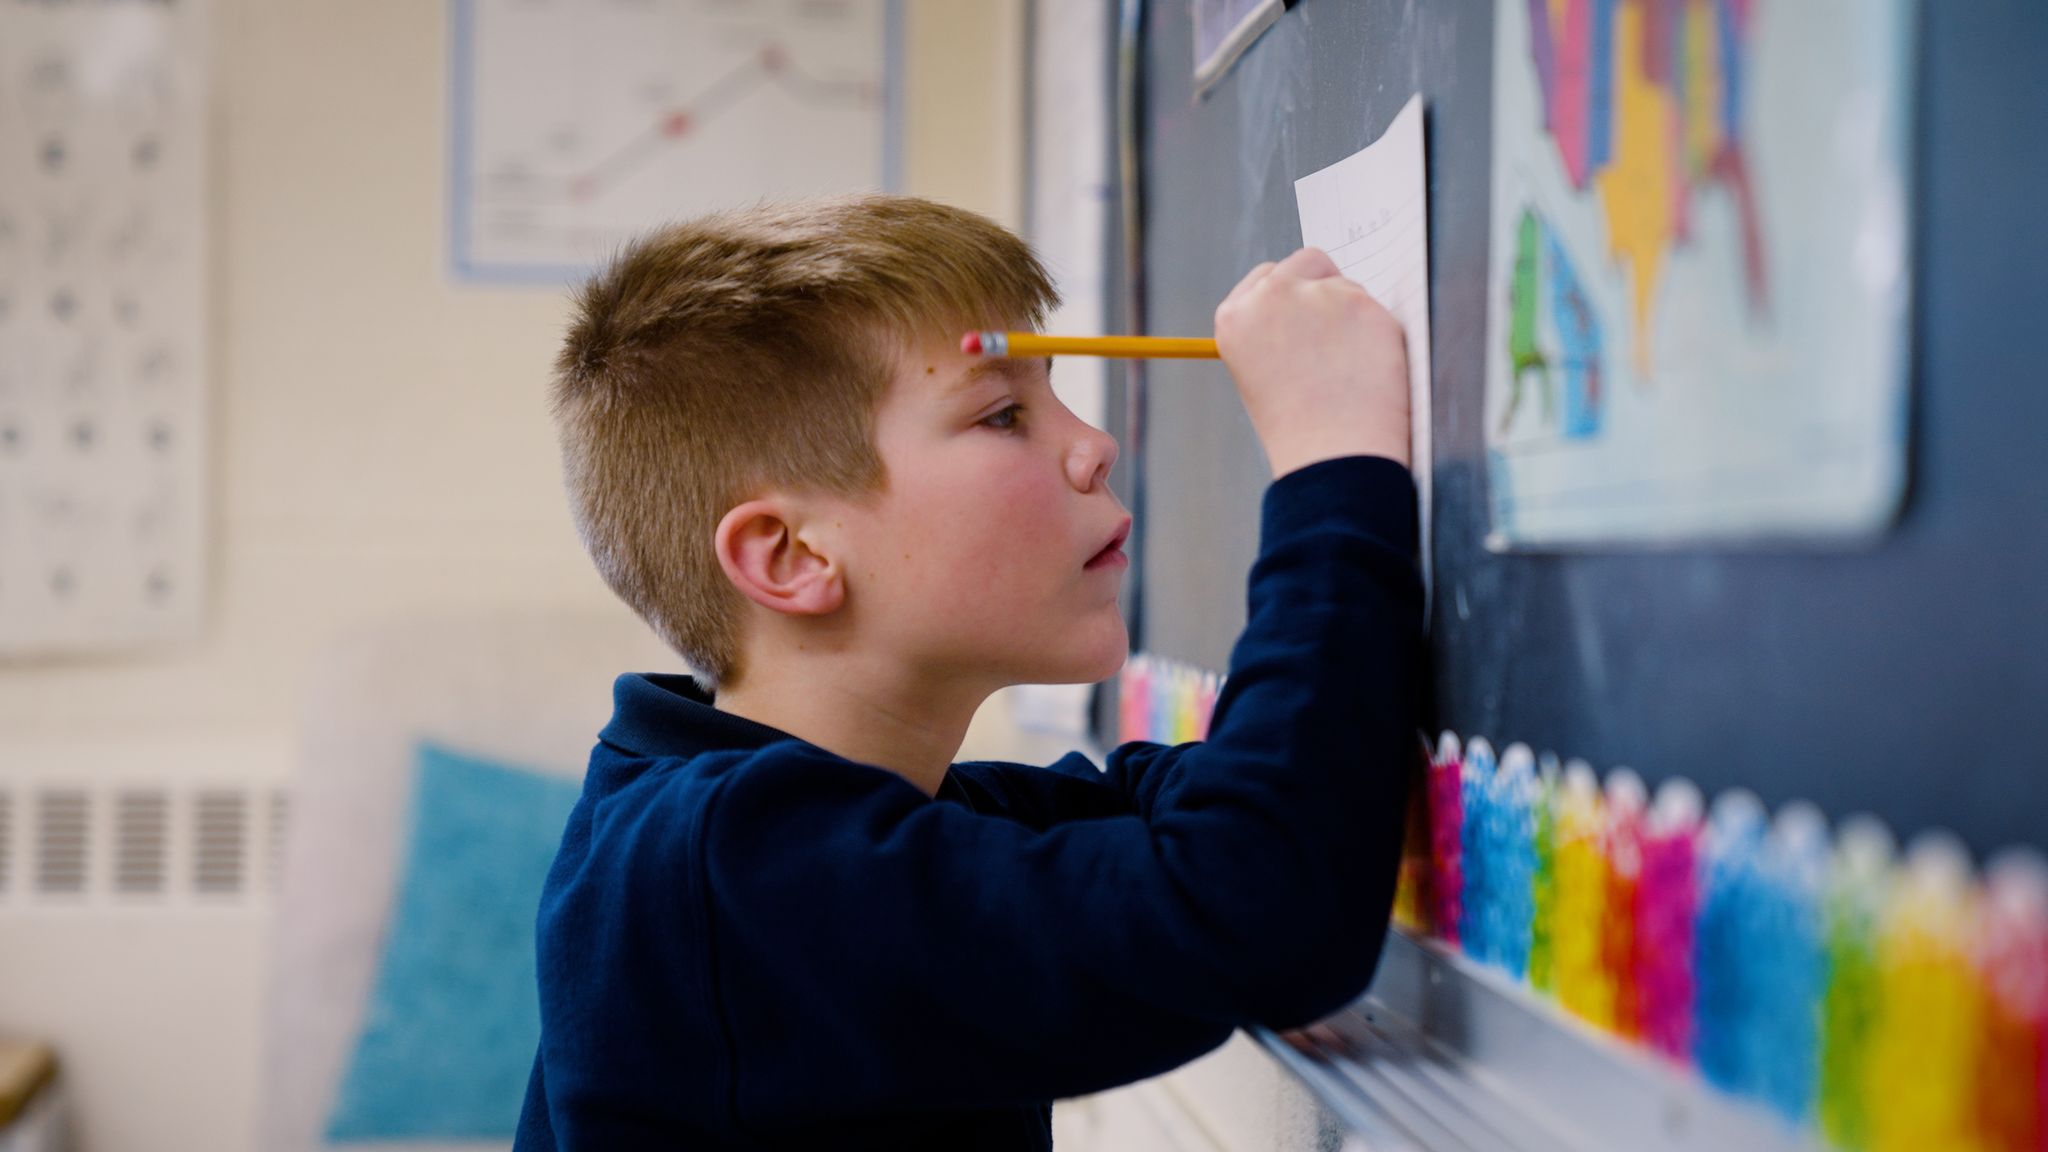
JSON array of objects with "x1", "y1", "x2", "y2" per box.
[{"x1": 1294, "y1": 94, "x2": 1433, "y2": 594}]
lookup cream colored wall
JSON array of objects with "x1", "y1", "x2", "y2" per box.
[
  {"x1": 0, "y1": 0, "x2": 1024, "y2": 740},
  {"x1": 905, "y1": 0, "x2": 1023, "y2": 227},
  {"x1": 0, "y1": 2, "x2": 1024, "y2": 1149}
]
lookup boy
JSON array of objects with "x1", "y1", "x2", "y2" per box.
[{"x1": 516, "y1": 195, "x2": 1421, "y2": 1150}]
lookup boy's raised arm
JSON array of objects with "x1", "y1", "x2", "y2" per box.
[
  {"x1": 696, "y1": 451, "x2": 1419, "y2": 1124},
  {"x1": 684, "y1": 255, "x2": 1423, "y2": 1127},
  {"x1": 1022, "y1": 245, "x2": 1420, "y2": 821}
]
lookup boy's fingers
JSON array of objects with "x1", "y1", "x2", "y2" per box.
[
  {"x1": 1221, "y1": 260, "x2": 1279, "y2": 309},
  {"x1": 1273, "y1": 246, "x2": 1342, "y2": 281}
]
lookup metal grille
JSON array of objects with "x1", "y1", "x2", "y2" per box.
[
  {"x1": 0, "y1": 781, "x2": 287, "y2": 908},
  {"x1": 114, "y1": 790, "x2": 170, "y2": 895},
  {"x1": 267, "y1": 789, "x2": 289, "y2": 893},
  {"x1": 35, "y1": 789, "x2": 90, "y2": 895},
  {"x1": 192, "y1": 790, "x2": 245, "y2": 896},
  {"x1": 0, "y1": 789, "x2": 12, "y2": 895}
]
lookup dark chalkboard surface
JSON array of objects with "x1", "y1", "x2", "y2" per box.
[{"x1": 1126, "y1": 0, "x2": 2048, "y2": 858}]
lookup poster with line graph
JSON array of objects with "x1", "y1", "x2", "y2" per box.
[
  {"x1": 1482, "y1": 0, "x2": 1914, "y2": 547},
  {"x1": 450, "y1": 0, "x2": 898, "y2": 282}
]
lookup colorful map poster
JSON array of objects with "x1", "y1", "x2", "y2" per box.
[{"x1": 1483, "y1": 0, "x2": 1914, "y2": 547}]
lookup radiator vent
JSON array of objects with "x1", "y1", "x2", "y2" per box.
[
  {"x1": 0, "y1": 782, "x2": 287, "y2": 911},
  {"x1": 114, "y1": 790, "x2": 170, "y2": 896},
  {"x1": 36, "y1": 789, "x2": 90, "y2": 896},
  {"x1": 268, "y1": 790, "x2": 289, "y2": 894},
  {"x1": 0, "y1": 790, "x2": 12, "y2": 894},
  {"x1": 193, "y1": 790, "x2": 246, "y2": 896}
]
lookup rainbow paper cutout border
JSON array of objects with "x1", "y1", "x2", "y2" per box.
[
  {"x1": 1115, "y1": 654, "x2": 2048, "y2": 1152},
  {"x1": 1420, "y1": 734, "x2": 2046, "y2": 1152}
]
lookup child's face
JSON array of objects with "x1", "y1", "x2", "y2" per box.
[{"x1": 837, "y1": 332, "x2": 1129, "y2": 690}]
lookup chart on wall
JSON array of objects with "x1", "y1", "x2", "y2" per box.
[
  {"x1": 1483, "y1": 0, "x2": 1914, "y2": 547},
  {"x1": 450, "y1": 0, "x2": 900, "y2": 282},
  {"x1": 0, "y1": 0, "x2": 209, "y2": 656}
]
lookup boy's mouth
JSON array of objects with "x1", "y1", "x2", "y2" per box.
[{"x1": 1085, "y1": 519, "x2": 1133, "y2": 571}]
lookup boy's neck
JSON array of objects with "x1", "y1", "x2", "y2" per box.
[{"x1": 712, "y1": 660, "x2": 987, "y2": 797}]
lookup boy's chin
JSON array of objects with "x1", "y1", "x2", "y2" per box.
[{"x1": 1024, "y1": 629, "x2": 1129, "y2": 686}]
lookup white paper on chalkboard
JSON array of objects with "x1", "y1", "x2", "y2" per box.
[{"x1": 1294, "y1": 94, "x2": 1433, "y2": 596}]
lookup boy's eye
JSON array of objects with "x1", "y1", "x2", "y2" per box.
[{"x1": 980, "y1": 403, "x2": 1025, "y2": 431}]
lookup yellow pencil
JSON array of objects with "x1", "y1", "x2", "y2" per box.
[{"x1": 961, "y1": 331, "x2": 1219, "y2": 360}]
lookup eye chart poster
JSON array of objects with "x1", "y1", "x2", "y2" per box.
[{"x1": 0, "y1": 0, "x2": 209, "y2": 656}]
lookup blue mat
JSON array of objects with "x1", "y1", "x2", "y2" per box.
[{"x1": 326, "y1": 741, "x2": 580, "y2": 1142}]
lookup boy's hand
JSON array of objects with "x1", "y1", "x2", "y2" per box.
[{"x1": 1213, "y1": 247, "x2": 1412, "y2": 477}]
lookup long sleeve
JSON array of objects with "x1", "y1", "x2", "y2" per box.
[{"x1": 699, "y1": 455, "x2": 1423, "y2": 1130}]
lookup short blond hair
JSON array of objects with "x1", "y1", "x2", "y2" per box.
[{"x1": 552, "y1": 195, "x2": 1058, "y2": 686}]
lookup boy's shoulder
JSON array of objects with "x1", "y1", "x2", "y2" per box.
[
  {"x1": 595, "y1": 671, "x2": 1104, "y2": 801},
  {"x1": 945, "y1": 754, "x2": 1128, "y2": 828},
  {"x1": 581, "y1": 673, "x2": 1131, "y2": 866},
  {"x1": 584, "y1": 672, "x2": 953, "y2": 841}
]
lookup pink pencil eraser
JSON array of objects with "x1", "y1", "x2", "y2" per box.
[{"x1": 960, "y1": 332, "x2": 983, "y2": 355}]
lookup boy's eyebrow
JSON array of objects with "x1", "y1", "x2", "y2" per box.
[{"x1": 944, "y1": 356, "x2": 1043, "y2": 395}]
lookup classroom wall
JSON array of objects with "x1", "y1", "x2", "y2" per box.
[
  {"x1": 0, "y1": 0, "x2": 1024, "y2": 737},
  {"x1": 0, "y1": 2, "x2": 1024, "y2": 1149}
]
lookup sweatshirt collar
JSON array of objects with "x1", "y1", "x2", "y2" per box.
[
  {"x1": 597, "y1": 673, "x2": 799, "y2": 759},
  {"x1": 594, "y1": 672, "x2": 977, "y2": 810}
]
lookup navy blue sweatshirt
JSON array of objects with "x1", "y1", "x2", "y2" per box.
[{"x1": 515, "y1": 454, "x2": 1422, "y2": 1151}]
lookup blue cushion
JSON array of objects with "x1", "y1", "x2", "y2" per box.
[{"x1": 325, "y1": 741, "x2": 581, "y2": 1142}]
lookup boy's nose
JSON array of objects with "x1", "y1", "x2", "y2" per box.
[{"x1": 1067, "y1": 422, "x2": 1119, "y2": 493}]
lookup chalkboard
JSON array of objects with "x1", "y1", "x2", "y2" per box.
[{"x1": 1126, "y1": 0, "x2": 2048, "y2": 858}]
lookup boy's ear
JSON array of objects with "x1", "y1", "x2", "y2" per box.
[{"x1": 714, "y1": 498, "x2": 846, "y2": 617}]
